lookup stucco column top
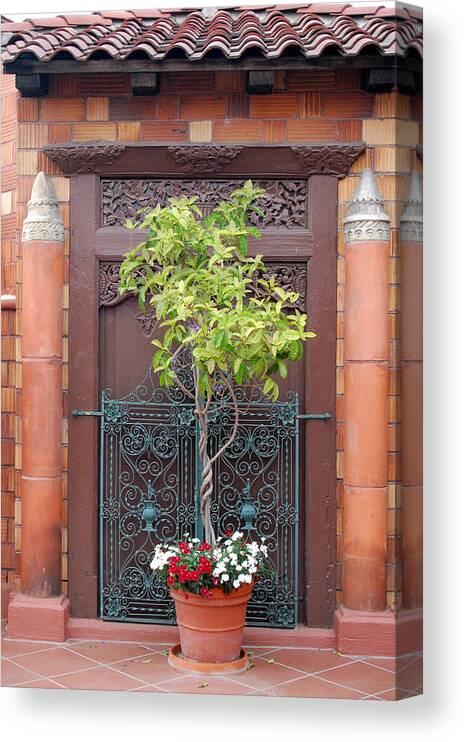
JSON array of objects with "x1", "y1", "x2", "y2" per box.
[
  {"x1": 400, "y1": 170, "x2": 423, "y2": 242},
  {"x1": 344, "y1": 168, "x2": 390, "y2": 243},
  {"x1": 22, "y1": 171, "x2": 64, "y2": 243}
]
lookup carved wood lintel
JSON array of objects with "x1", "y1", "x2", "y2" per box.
[
  {"x1": 99, "y1": 260, "x2": 307, "y2": 314},
  {"x1": 43, "y1": 142, "x2": 126, "y2": 174},
  {"x1": 291, "y1": 143, "x2": 366, "y2": 178},
  {"x1": 167, "y1": 145, "x2": 243, "y2": 174}
]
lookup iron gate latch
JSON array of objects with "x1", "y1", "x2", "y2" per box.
[
  {"x1": 296, "y1": 413, "x2": 331, "y2": 420},
  {"x1": 72, "y1": 409, "x2": 103, "y2": 416}
]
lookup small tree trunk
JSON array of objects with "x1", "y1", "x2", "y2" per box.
[{"x1": 198, "y1": 410, "x2": 216, "y2": 546}]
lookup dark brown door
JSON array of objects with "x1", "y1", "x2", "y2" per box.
[{"x1": 69, "y1": 150, "x2": 336, "y2": 628}]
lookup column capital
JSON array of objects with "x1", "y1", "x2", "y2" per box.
[
  {"x1": 400, "y1": 170, "x2": 423, "y2": 242},
  {"x1": 344, "y1": 168, "x2": 390, "y2": 243},
  {"x1": 22, "y1": 171, "x2": 64, "y2": 243}
]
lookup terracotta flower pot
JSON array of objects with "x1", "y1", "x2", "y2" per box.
[{"x1": 170, "y1": 582, "x2": 253, "y2": 663}]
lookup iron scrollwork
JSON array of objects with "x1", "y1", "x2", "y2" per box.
[{"x1": 100, "y1": 367, "x2": 300, "y2": 627}]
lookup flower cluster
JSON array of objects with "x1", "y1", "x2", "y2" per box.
[{"x1": 150, "y1": 531, "x2": 269, "y2": 597}]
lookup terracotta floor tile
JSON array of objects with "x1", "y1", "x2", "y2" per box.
[
  {"x1": 70, "y1": 641, "x2": 153, "y2": 664},
  {"x1": 1, "y1": 658, "x2": 43, "y2": 686},
  {"x1": 156, "y1": 673, "x2": 254, "y2": 695},
  {"x1": 317, "y1": 661, "x2": 395, "y2": 695},
  {"x1": 1, "y1": 639, "x2": 61, "y2": 658},
  {"x1": 263, "y1": 674, "x2": 365, "y2": 699},
  {"x1": 109, "y1": 652, "x2": 182, "y2": 683},
  {"x1": 234, "y1": 656, "x2": 306, "y2": 689},
  {"x1": 54, "y1": 665, "x2": 145, "y2": 691},
  {"x1": 16, "y1": 678, "x2": 66, "y2": 689},
  {"x1": 373, "y1": 687, "x2": 419, "y2": 701},
  {"x1": 263, "y1": 648, "x2": 355, "y2": 675},
  {"x1": 12, "y1": 647, "x2": 98, "y2": 677},
  {"x1": 396, "y1": 656, "x2": 423, "y2": 692}
]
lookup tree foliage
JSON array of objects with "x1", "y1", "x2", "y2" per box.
[{"x1": 119, "y1": 180, "x2": 315, "y2": 403}]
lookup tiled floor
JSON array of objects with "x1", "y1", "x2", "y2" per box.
[{"x1": 1, "y1": 631, "x2": 422, "y2": 700}]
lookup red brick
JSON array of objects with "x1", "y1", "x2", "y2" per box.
[
  {"x1": 250, "y1": 94, "x2": 297, "y2": 119},
  {"x1": 17, "y1": 98, "x2": 38, "y2": 122},
  {"x1": 325, "y1": 93, "x2": 373, "y2": 118},
  {"x1": 37, "y1": 151, "x2": 62, "y2": 175},
  {"x1": 156, "y1": 96, "x2": 179, "y2": 120},
  {"x1": 40, "y1": 98, "x2": 86, "y2": 122},
  {"x1": 297, "y1": 93, "x2": 322, "y2": 118},
  {"x1": 0, "y1": 215, "x2": 15, "y2": 240},
  {"x1": 286, "y1": 70, "x2": 336, "y2": 92},
  {"x1": 1, "y1": 164, "x2": 16, "y2": 192},
  {"x1": 335, "y1": 69, "x2": 362, "y2": 90},
  {"x1": 1, "y1": 118, "x2": 16, "y2": 142},
  {"x1": 163, "y1": 72, "x2": 215, "y2": 93},
  {"x1": 411, "y1": 96, "x2": 423, "y2": 121},
  {"x1": 180, "y1": 96, "x2": 227, "y2": 119},
  {"x1": 213, "y1": 119, "x2": 263, "y2": 142},
  {"x1": 140, "y1": 121, "x2": 188, "y2": 141},
  {"x1": 262, "y1": 120, "x2": 287, "y2": 143},
  {"x1": 337, "y1": 120, "x2": 363, "y2": 141},
  {"x1": 287, "y1": 120, "x2": 336, "y2": 141},
  {"x1": 48, "y1": 75, "x2": 80, "y2": 97},
  {"x1": 86, "y1": 97, "x2": 109, "y2": 121},
  {"x1": 226, "y1": 94, "x2": 249, "y2": 118},
  {"x1": 215, "y1": 71, "x2": 246, "y2": 92},
  {"x1": 72, "y1": 123, "x2": 117, "y2": 141},
  {"x1": 109, "y1": 97, "x2": 157, "y2": 120},
  {"x1": 48, "y1": 124, "x2": 72, "y2": 144},
  {"x1": 77, "y1": 73, "x2": 131, "y2": 96}
]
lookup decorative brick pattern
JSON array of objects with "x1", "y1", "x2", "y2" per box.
[{"x1": 1, "y1": 74, "x2": 17, "y2": 589}]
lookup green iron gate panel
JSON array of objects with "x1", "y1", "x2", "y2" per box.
[{"x1": 99, "y1": 370, "x2": 299, "y2": 627}]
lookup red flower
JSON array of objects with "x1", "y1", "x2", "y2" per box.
[
  {"x1": 200, "y1": 586, "x2": 209, "y2": 596},
  {"x1": 226, "y1": 529, "x2": 232, "y2": 536},
  {"x1": 199, "y1": 543, "x2": 211, "y2": 552},
  {"x1": 213, "y1": 578, "x2": 218, "y2": 586},
  {"x1": 167, "y1": 575, "x2": 175, "y2": 586}
]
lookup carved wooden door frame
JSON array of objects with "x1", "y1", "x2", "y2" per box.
[{"x1": 66, "y1": 142, "x2": 365, "y2": 627}]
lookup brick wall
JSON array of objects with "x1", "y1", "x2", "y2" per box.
[
  {"x1": 5, "y1": 68, "x2": 422, "y2": 611},
  {"x1": 1, "y1": 72, "x2": 17, "y2": 592}
]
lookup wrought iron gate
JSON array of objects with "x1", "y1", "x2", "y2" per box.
[{"x1": 97, "y1": 369, "x2": 299, "y2": 628}]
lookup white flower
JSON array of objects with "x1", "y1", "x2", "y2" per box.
[
  {"x1": 233, "y1": 579, "x2": 240, "y2": 588},
  {"x1": 221, "y1": 573, "x2": 229, "y2": 582},
  {"x1": 225, "y1": 539, "x2": 232, "y2": 546},
  {"x1": 231, "y1": 531, "x2": 243, "y2": 542},
  {"x1": 238, "y1": 574, "x2": 246, "y2": 583},
  {"x1": 244, "y1": 575, "x2": 252, "y2": 584}
]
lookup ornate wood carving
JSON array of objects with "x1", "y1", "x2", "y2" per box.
[
  {"x1": 99, "y1": 262, "x2": 125, "y2": 307},
  {"x1": 291, "y1": 143, "x2": 366, "y2": 178},
  {"x1": 167, "y1": 145, "x2": 243, "y2": 174},
  {"x1": 99, "y1": 261, "x2": 307, "y2": 314},
  {"x1": 44, "y1": 143, "x2": 126, "y2": 174},
  {"x1": 101, "y1": 178, "x2": 307, "y2": 229},
  {"x1": 253, "y1": 264, "x2": 307, "y2": 313}
]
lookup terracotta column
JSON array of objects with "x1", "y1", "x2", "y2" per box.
[
  {"x1": 8, "y1": 172, "x2": 69, "y2": 640},
  {"x1": 400, "y1": 171, "x2": 423, "y2": 610},
  {"x1": 335, "y1": 169, "x2": 392, "y2": 654}
]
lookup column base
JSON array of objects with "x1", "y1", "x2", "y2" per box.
[
  {"x1": 7, "y1": 592, "x2": 70, "y2": 642},
  {"x1": 335, "y1": 605, "x2": 423, "y2": 656}
]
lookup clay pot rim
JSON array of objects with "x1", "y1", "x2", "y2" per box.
[{"x1": 170, "y1": 582, "x2": 253, "y2": 606}]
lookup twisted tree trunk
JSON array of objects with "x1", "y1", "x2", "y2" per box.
[{"x1": 194, "y1": 368, "x2": 240, "y2": 546}]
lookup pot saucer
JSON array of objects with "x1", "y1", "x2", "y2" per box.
[{"x1": 167, "y1": 644, "x2": 250, "y2": 674}]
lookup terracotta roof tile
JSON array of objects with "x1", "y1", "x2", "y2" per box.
[{"x1": 1, "y1": 4, "x2": 423, "y2": 65}]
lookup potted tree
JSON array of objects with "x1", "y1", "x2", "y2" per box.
[{"x1": 119, "y1": 181, "x2": 314, "y2": 672}]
